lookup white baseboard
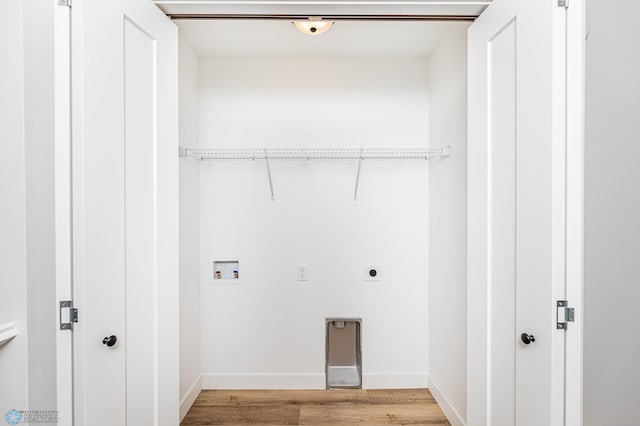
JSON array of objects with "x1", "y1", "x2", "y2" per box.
[
  {"x1": 363, "y1": 373, "x2": 429, "y2": 389},
  {"x1": 201, "y1": 372, "x2": 428, "y2": 390},
  {"x1": 180, "y1": 375, "x2": 202, "y2": 422},
  {"x1": 202, "y1": 373, "x2": 325, "y2": 389},
  {"x1": 428, "y1": 375, "x2": 465, "y2": 426}
]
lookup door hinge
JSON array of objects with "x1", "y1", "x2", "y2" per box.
[
  {"x1": 558, "y1": 0, "x2": 569, "y2": 8},
  {"x1": 57, "y1": 0, "x2": 71, "y2": 7},
  {"x1": 59, "y1": 300, "x2": 78, "y2": 330},
  {"x1": 556, "y1": 300, "x2": 575, "y2": 330}
]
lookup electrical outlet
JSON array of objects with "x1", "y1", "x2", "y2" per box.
[
  {"x1": 297, "y1": 264, "x2": 308, "y2": 282},
  {"x1": 365, "y1": 265, "x2": 382, "y2": 281}
]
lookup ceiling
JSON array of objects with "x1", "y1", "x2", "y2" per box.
[{"x1": 177, "y1": 20, "x2": 470, "y2": 57}]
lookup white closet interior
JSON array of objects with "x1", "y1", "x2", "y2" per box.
[{"x1": 177, "y1": 19, "x2": 469, "y2": 422}]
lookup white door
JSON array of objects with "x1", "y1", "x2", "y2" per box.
[
  {"x1": 468, "y1": 0, "x2": 568, "y2": 425},
  {"x1": 70, "y1": 0, "x2": 179, "y2": 424}
]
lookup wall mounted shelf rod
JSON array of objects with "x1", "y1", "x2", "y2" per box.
[{"x1": 179, "y1": 146, "x2": 451, "y2": 201}]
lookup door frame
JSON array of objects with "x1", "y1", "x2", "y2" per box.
[
  {"x1": 54, "y1": 2, "x2": 73, "y2": 426},
  {"x1": 54, "y1": 1, "x2": 586, "y2": 425},
  {"x1": 565, "y1": 1, "x2": 585, "y2": 424}
]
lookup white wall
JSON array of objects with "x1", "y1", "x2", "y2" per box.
[
  {"x1": 584, "y1": 1, "x2": 640, "y2": 424},
  {"x1": 427, "y1": 26, "x2": 468, "y2": 425},
  {"x1": 179, "y1": 36, "x2": 202, "y2": 418},
  {"x1": 198, "y1": 57, "x2": 430, "y2": 389},
  {"x1": 0, "y1": 0, "x2": 29, "y2": 414}
]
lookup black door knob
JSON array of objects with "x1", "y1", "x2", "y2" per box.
[
  {"x1": 520, "y1": 333, "x2": 535, "y2": 345},
  {"x1": 102, "y1": 335, "x2": 117, "y2": 347}
]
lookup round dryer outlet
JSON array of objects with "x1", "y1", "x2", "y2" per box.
[{"x1": 364, "y1": 265, "x2": 382, "y2": 281}]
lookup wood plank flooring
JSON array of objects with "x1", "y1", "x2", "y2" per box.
[{"x1": 181, "y1": 389, "x2": 451, "y2": 425}]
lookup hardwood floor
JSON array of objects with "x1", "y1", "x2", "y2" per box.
[{"x1": 181, "y1": 389, "x2": 451, "y2": 425}]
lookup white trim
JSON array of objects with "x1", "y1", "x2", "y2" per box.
[
  {"x1": 551, "y1": 3, "x2": 569, "y2": 425},
  {"x1": 201, "y1": 372, "x2": 428, "y2": 390},
  {"x1": 428, "y1": 375, "x2": 465, "y2": 426},
  {"x1": 202, "y1": 373, "x2": 325, "y2": 389},
  {"x1": 154, "y1": 1, "x2": 490, "y2": 19},
  {"x1": 154, "y1": 1, "x2": 492, "y2": 5},
  {"x1": 70, "y1": 0, "x2": 87, "y2": 421},
  {"x1": 565, "y1": 1, "x2": 585, "y2": 424},
  {"x1": 54, "y1": 2, "x2": 73, "y2": 426},
  {"x1": 180, "y1": 375, "x2": 202, "y2": 422},
  {"x1": 363, "y1": 373, "x2": 429, "y2": 389}
]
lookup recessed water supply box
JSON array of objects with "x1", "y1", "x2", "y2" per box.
[
  {"x1": 213, "y1": 260, "x2": 240, "y2": 283},
  {"x1": 325, "y1": 318, "x2": 362, "y2": 389}
]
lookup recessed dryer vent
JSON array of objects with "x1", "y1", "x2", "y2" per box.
[{"x1": 325, "y1": 318, "x2": 362, "y2": 389}]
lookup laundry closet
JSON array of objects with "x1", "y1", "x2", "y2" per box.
[
  {"x1": 64, "y1": 1, "x2": 581, "y2": 425},
  {"x1": 176, "y1": 15, "x2": 468, "y2": 420}
]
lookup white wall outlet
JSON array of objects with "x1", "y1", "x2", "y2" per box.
[
  {"x1": 364, "y1": 265, "x2": 382, "y2": 281},
  {"x1": 297, "y1": 264, "x2": 308, "y2": 282}
]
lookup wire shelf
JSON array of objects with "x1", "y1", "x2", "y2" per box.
[
  {"x1": 179, "y1": 146, "x2": 451, "y2": 201},
  {"x1": 179, "y1": 146, "x2": 451, "y2": 160}
]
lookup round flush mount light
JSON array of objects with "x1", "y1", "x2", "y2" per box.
[{"x1": 293, "y1": 17, "x2": 334, "y2": 35}]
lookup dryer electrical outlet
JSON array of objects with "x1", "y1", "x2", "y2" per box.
[{"x1": 364, "y1": 265, "x2": 382, "y2": 281}]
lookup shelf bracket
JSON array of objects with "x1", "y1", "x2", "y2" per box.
[
  {"x1": 0, "y1": 323, "x2": 17, "y2": 347},
  {"x1": 264, "y1": 150, "x2": 275, "y2": 201},
  {"x1": 353, "y1": 151, "x2": 364, "y2": 201}
]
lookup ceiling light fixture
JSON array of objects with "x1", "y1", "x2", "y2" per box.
[{"x1": 293, "y1": 17, "x2": 334, "y2": 35}]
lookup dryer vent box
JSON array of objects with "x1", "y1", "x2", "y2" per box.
[{"x1": 325, "y1": 318, "x2": 362, "y2": 389}]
